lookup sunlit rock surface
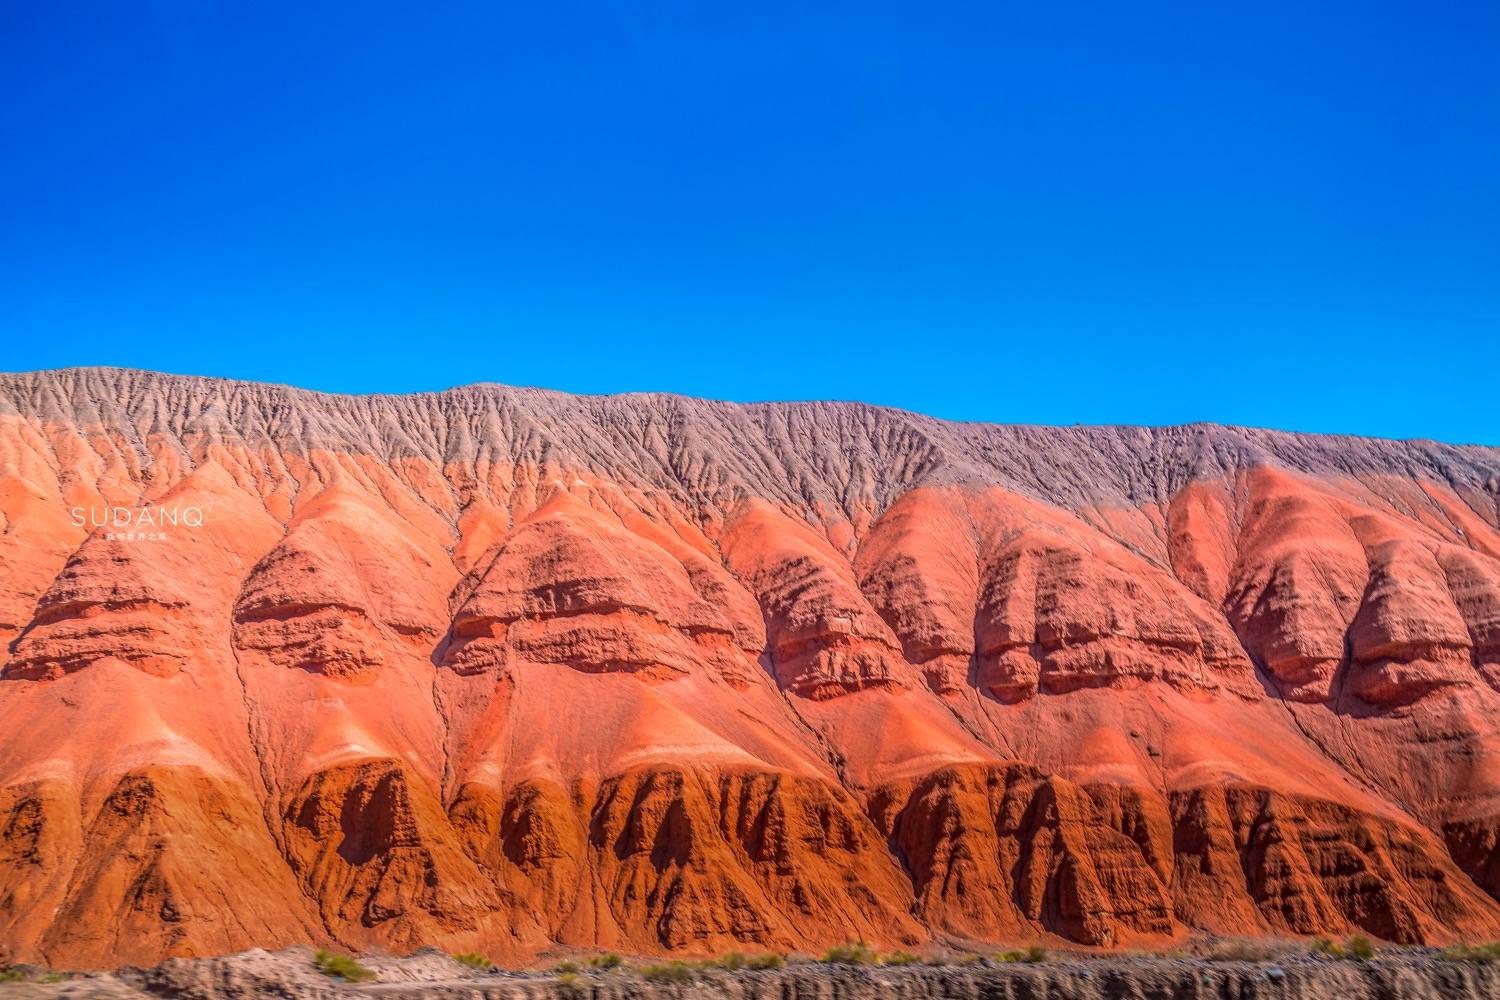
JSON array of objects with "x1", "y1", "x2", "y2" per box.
[{"x1": 5, "y1": 367, "x2": 1500, "y2": 968}]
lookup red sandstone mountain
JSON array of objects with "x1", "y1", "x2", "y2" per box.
[{"x1": 4, "y1": 367, "x2": 1500, "y2": 969}]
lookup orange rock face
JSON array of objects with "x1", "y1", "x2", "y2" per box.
[{"x1": 6, "y1": 369, "x2": 1500, "y2": 968}]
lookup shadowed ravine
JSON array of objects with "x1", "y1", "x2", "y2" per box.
[{"x1": 5, "y1": 368, "x2": 1500, "y2": 970}]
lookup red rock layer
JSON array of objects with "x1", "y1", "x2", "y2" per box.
[{"x1": 4, "y1": 368, "x2": 1500, "y2": 968}]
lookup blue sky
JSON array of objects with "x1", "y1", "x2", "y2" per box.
[{"x1": 3, "y1": 2, "x2": 1497, "y2": 442}]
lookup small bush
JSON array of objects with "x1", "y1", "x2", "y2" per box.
[
  {"x1": 551, "y1": 960, "x2": 581, "y2": 975},
  {"x1": 821, "y1": 940, "x2": 877, "y2": 966},
  {"x1": 0, "y1": 970, "x2": 26, "y2": 983},
  {"x1": 587, "y1": 953, "x2": 623, "y2": 971},
  {"x1": 1206, "y1": 939, "x2": 1273, "y2": 962},
  {"x1": 454, "y1": 952, "x2": 495, "y2": 972},
  {"x1": 1309, "y1": 935, "x2": 1375, "y2": 961},
  {"x1": 641, "y1": 960, "x2": 696, "y2": 984},
  {"x1": 996, "y1": 945, "x2": 1046, "y2": 964},
  {"x1": 881, "y1": 951, "x2": 920, "y2": 966},
  {"x1": 1444, "y1": 942, "x2": 1500, "y2": 963},
  {"x1": 313, "y1": 950, "x2": 376, "y2": 983},
  {"x1": 555, "y1": 971, "x2": 581, "y2": 995},
  {"x1": 706, "y1": 951, "x2": 747, "y2": 971},
  {"x1": 746, "y1": 953, "x2": 785, "y2": 970}
]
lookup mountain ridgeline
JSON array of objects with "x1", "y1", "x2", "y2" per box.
[{"x1": 2, "y1": 368, "x2": 1500, "y2": 968}]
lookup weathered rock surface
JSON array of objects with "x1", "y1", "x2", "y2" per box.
[
  {"x1": 6, "y1": 947, "x2": 1500, "y2": 1000},
  {"x1": 5, "y1": 368, "x2": 1500, "y2": 968}
]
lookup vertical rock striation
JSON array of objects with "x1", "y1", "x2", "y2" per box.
[{"x1": 3, "y1": 367, "x2": 1500, "y2": 967}]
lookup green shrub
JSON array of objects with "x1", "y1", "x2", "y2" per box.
[
  {"x1": 1444, "y1": 942, "x2": 1500, "y2": 963},
  {"x1": 821, "y1": 940, "x2": 877, "y2": 966},
  {"x1": 0, "y1": 970, "x2": 26, "y2": 983},
  {"x1": 746, "y1": 953, "x2": 785, "y2": 970},
  {"x1": 881, "y1": 951, "x2": 920, "y2": 966},
  {"x1": 551, "y1": 960, "x2": 581, "y2": 975},
  {"x1": 555, "y1": 971, "x2": 581, "y2": 995},
  {"x1": 313, "y1": 950, "x2": 376, "y2": 983},
  {"x1": 454, "y1": 952, "x2": 494, "y2": 972},
  {"x1": 641, "y1": 960, "x2": 696, "y2": 983},
  {"x1": 1309, "y1": 935, "x2": 1375, "y2": 961},
  {"x1": 587, "y1": 953, "x2": 623, "y2": 971},
  {"x1": 706, "y1": 951, "x2": 746, "y2": 971},
  {"x1": 1206, "y1": 939, "x2": 1273, "y2": 962}
]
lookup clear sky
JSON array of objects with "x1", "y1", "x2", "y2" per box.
[{"x1": 3, "y1": 3, "x2": 1497, "y2": 443}]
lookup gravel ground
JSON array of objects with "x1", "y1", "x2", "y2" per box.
[{"x1": 4, "y1": 946, "x2": 1500, "y2": 1000}]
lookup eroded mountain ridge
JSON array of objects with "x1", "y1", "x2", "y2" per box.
[{"x1": 3, "y1": 367, "x2": 1500, "y2": 968}]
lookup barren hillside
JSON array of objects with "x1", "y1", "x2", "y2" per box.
[{"x1": 4, "y1": 368, "x2": 1500, "y2": 968}]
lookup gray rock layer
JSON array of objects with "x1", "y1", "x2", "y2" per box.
[
  {"x1": 3, "y1": 367, "x2": 1497, "y2": 516},
  {"x1": 18, "y1": 954, "x2": 1500, "y2": 1000}
]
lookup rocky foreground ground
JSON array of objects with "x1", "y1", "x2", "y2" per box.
[{"x1": 5, "y1": 947, "x2": 1500, "y2": 1000}]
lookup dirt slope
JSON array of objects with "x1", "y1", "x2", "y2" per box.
[{"x1": 4, "y1": 367, "x2": 1500, "y2": 968}]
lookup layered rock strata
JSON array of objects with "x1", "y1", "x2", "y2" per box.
[{"x1": 3, "y1": 368, "x2": 1500, "y2": 967}]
